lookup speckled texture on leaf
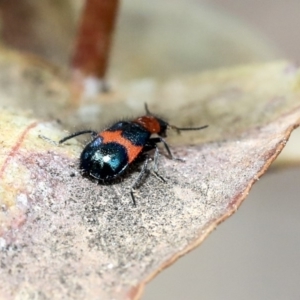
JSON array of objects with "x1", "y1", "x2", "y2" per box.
[{"x1": 1, "y1": 59, "x2": 300, "y2": 299}]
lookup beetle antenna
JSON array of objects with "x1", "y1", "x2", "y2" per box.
[
  {"x1": 144, "y1": 103, "x2": 152, "y2": 115},
  {"x1": 169, "y1": 124, "x2": 208, "y2": 134}
]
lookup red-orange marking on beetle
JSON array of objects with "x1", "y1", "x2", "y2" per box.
[
  {"x1": 134, "y1": 115, "x2": 161, "y2": 134},
  {"x1": 100, "y1": 130, "x2": 143, "y2": 163}
]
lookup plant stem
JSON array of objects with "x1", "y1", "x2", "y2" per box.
[{"x1": 71, "y1": 0, "x2": 120, "y2": 81}]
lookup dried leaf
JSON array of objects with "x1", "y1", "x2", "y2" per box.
[
  {"x1": 0, "y1": 0, "x2": 277, "y2": 78},
  {"x1": 1, "y1": 57, "x2": 300, "y2": 299},
  {"x1": 0, "y1": 47, "x2": 71, "y2": 117},
  {"x1": 272, "y1": 129, "x2": 300, "y2": 168}
]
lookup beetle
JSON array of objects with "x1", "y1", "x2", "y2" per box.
[{"x1": 58, "y1": 104, "x2": 208, "y2": 206}]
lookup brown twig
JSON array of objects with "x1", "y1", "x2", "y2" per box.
[{"x1": 71, "y1": 0, "x2": 120, "y2": 81}]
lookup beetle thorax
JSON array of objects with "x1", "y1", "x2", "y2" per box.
[{"x1": 133, "y1": 115, "x2": 161, "y2": 134}]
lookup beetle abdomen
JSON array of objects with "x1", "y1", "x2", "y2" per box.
[{"x1": 80, "y1": 141, "x2": 128, "y2": 181}]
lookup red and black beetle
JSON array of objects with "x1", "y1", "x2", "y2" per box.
[{"x1": 59, "y1": 104, "x2": 208, "y2": 206}]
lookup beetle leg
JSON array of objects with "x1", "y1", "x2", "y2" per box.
[
  {"x1": 150, "y1": 147, "x2": 166, "y2": 183},
  {"x1": 143, "y1": 140, "x2": 167, "y2": 183},
  {"x1": 130, "y1": 156, "x2": 150, "y2": 206},
  {"x1": 147, "y1": 137, "x2": 184, "y2": 161},
  {"x1": 39, "y1": 135, "x2": 59, "y2": 146},
  {"x1": 59, "y1": 130, "x2": 98, "y2": 144}
]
